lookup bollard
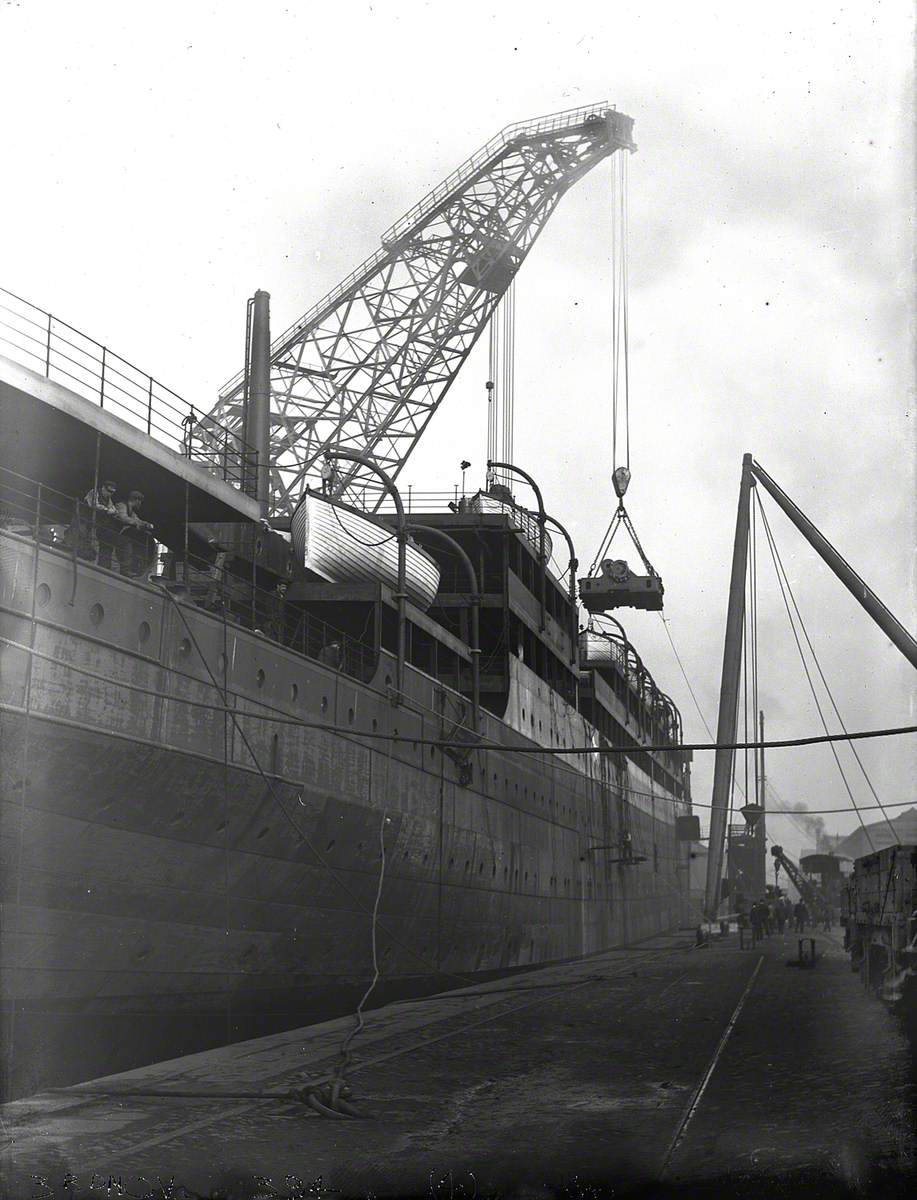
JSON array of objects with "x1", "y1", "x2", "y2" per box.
[{"x1": 797, "y1": 938, "x2": 817, "y2": 968}]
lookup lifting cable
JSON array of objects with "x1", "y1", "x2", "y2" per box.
[
  {"x1": 755, "y1": 493, "x2": 889, "y2": 849},
  {"x1": 755, "y1": 493, "x2": 896, "y2": 840},
  {"x1": 611, "y1": 149, "x2": 630, "y2": 479},
  {"x1": 587, "y1": 150, "x2": 661, "y2": 582},
  {"x1": 486, "y1": 280, "x2": 516, "y2": 489}
]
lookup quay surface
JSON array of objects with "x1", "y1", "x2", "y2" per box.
[{"x1": 2, "y1": 930, "x2": 914, "y2": 1198}]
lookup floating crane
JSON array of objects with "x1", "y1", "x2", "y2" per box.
[{"x1": 201, "y1": 104, "x2": 636, "y2": 518}]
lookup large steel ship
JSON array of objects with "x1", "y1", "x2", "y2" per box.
[{"x1": 0, "y1": 104, "x2": 693, "y2": 1100}]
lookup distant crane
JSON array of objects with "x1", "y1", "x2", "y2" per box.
[
  {"x1": 202, "y1": 104, "x2": 635, "y2": 517},
  {"x1": 770, "y1": 844, "x2": 820, "y2": 905}
]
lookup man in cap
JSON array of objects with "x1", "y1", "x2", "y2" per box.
[
  {"x1": 114, "y1": 490, "x2": 155, "y2": 576},
  {"x1": 83, "y1": 479, "x2": 120, "y2": 567}
]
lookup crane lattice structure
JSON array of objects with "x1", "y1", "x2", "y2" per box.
[{"x1": 204, "y1": 103, "x2": 635, "y2": 517}]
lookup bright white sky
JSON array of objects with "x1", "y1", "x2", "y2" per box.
[{"x1": 1, "y1": 0, "x2": 913, "y2": 860}]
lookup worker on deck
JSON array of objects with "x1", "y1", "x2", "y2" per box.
[
  {"x1": 318, "y1": 640, "x2": 344, "y2": 670},
  {"x1": 82, "y1": 479, "x2": 120, "y2": 568},
  {"x1": 321, "y1": 456, "x2": 335, "y2": 496},
  {"x1": 793, "y1": 899, "x2": 809, "y2": 933},
  {"x1": 115, "y1": 490, "x2": 156, "y2": 577}
]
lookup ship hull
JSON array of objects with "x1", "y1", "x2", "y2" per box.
[{"x1": 1, "y1": 532, "x2": 688, "y2": 1097}]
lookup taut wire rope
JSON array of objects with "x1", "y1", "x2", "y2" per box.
[
  {"x1": 756, "y1": 492, "x2": 898, "y2": 845},
  {"x1": 754, "y1": 495, "x2": 877, "y2": 850}
]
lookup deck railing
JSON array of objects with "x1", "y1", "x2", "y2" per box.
[
  {"x1": 0, "y1": 286, "x2": 258, "y2": 494},
  {"x1": 0, "y1": 463, "x2": 376, "y2": 684}
]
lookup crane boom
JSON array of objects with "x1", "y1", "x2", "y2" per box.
[
  {"x1": 771, "y1": 844, "x2": 819, "y2": 904},
  {"x1": 203, "y1": 104, "x2": 635, "y2": 516}
]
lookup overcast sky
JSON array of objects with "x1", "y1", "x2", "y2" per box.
[{"x1": 1, "y1": 1, "x2": 913, "y2": 860}]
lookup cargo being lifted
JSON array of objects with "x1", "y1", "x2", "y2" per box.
[
  {"x1": 578, "y1": 468, "x2": 664, "y2": 613},
  {"x1": 580, "y1": 554, "x2": 664, "y2": 613}
]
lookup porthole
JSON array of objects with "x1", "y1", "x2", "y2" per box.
[
  {"x1": 256, "y1": 668, "x2": 266, "y2": 688},
  {"x1": 522, "y1": 708, "x2": 526, "y2": 721},
  {"x1": 89, "y1": 603, "x2": 104, "y2": 626},
  {"x1": 429, "y1": 745, "x2": 436, "y2": 758},
  {"x1": 347, "y1": 707, "x2": 355, "y2": 724},
  {"x1": 385, "y1": 674, "x2": 393, "y2": 688},
  {"x1": 372, "y1": 718, "x2": 378, "y2": 732},
  {"x1": 290, "y1": 682, "x2": 299, "y2": 702},
  {"x1": 179, "y1": 637, "x2": 191, "y2": 656},
  {"x1": 321, "y1": 696, "x2": 328, "y2": 713},
  {"x1": 138, "y1": 620, "x2": 151, "y2": 645},
  {"x1": 36, "y1": 583, "x2": 51, "y2": 608},
  {"x1": 478, "y1": 862, "x2": 483, "y2": 874}
]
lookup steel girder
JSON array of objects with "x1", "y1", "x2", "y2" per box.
[{"x1": 207, "y1": 103, "x2": 635, "y2": 517}]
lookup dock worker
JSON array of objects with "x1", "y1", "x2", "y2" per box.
[
  {"x1": 83, "y1": 479, "x2": 120, "y2": 568},
  {"x1": 793, "y1": 898, "x2": 809, "y2": 933},
  {"x1": 115, "y1": 490, "x2": 156, "y2": 577},
  {"x1": 749, "y1": 900, "x2": 763, "y2": 946}
]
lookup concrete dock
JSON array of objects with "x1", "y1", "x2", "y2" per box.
[{"x1": 2, "y1": 930, "x2": 914, "y2": 1198}]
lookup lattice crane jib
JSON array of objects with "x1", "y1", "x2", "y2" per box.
[{"x1": 204, "y1": 104, "x2": 635, "y2": 517}]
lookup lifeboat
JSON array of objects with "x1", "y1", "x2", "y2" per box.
[{"x1": 290, "y1": 491, "x2": 441, "y2": 610}]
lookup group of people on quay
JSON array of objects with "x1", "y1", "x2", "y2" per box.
[
  {"x1": 743, "y1": 893, "x2": 833, "y2": 945},
  {"x1": 71, "y1": 479, "x2": 157, "y2": 577}
]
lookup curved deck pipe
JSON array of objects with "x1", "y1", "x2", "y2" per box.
[
  {"x1": 324, "y1": 450, "x2": 406, "y2": 702},
  {"x1": 407, "y1": 523, "x2": 480, "y2": 732},
  {"x1": 487, "y1": 459, "x2": 547, "y2": 633},
  {"x1": 543, "y1": 510, "x2": 579, "y2": 666}
]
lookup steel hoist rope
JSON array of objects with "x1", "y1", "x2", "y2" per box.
[{"x1": 754, "y1": 494, "x2": 883, "y2": 849}]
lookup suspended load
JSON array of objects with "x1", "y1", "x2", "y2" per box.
[
  {"x1": 580, "y1": 556, "x2": 664, "y2": 613},
  {"x1": 579, "y1": 469, "x2": 664, "y2": 613}
]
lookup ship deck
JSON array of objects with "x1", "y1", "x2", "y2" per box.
[{"x1": 3, "y1": 930, "x2": 914, "y2": 1197}]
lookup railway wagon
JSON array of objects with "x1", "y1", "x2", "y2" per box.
[{"x1": 842, "y1": 844, "x2": 917, "y2": 1015}]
